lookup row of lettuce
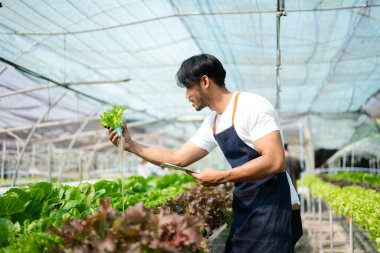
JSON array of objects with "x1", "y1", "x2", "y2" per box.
[
  {"x1": 0, "y1": 174, "x2": 232, "y2": 253},
  {"x1": 304, "y1": 174, "x2": 380, "y2": 252},
  {"x1": 323, "y1": 171, "x2": 380, "y2": 188}
]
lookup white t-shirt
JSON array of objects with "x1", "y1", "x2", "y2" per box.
[{"x1": 190, "y1": 92, "x2": 300, "y2": 205}]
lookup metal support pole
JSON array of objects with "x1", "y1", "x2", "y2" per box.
[
  {"x1": 299, "y1": 122, "x2": 305, "y2": 171},
  {"x1": 343, "y1": 154, "x2": 347, "y2": 168},
  {"x1": 1, "y1": 141, "x2": 6, "y2": 180},
  {"x1": 31, "y1": 144, "x2": 36, "y2": 170},
  {"x1": 58, "y1": 114, "x2": 95, "y2": 181},
  {"x1": 329, "y1": 205, "x2": 334, "y2": 253},
  {"x1": 349, "y1": 216, "x2": 353, "y2": 253},
  {"x1": 47, "y1": 144, "x2": 52, "y2": 182},
  {"x1": 275, "y1": 0, "x2": 286, "y2": 109},
  {"x1": 12, "y1": 93, "x2": 66, "y2": 186},
  {"x1": 307, "y1": 190, "x2": 312, "y2": 214},
  {"x1": 15, "y1": 140, "x2": 20, "y2": 180},
  {"x1": 319, "y1": 197, "x2": 323, "y2": 253},
  {"x1": 78, "y1": 154, "x2": 82, "y2": 183}
]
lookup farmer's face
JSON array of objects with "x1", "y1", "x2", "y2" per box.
[{"x1": 185, "y1": 84, "x2": 207, "y2": 111}]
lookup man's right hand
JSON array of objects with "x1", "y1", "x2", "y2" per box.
[{"x1": 107, "y1": 124, "x2": 133, "y2": 151}]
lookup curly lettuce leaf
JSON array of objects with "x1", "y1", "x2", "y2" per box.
[{"x1": 99, "y1": 105, "x2": 125, "y2": 129}]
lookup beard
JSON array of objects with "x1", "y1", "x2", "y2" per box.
[{"x1": 194, "y1": 89, "x2": 208, "y2": 111}]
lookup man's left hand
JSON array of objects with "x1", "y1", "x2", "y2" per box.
[{"x1": 188, "y1": 168, "x2": 229, "y2": 187}]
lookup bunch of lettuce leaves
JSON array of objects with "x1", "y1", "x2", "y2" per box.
[
  {"x1": 48, "y1": 198, "x2": 206, "y2": 253},
  {"x1": 0, "y1": 174, "x2": 195, "y2": 252},
  {"x1": 156, "y1": 183, "x2": 233, "y2": 238},
  {"x1": 99, "y1": 105, "x2": 125, "y2": 136}
]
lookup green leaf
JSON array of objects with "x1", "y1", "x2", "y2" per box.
[
  {"x1": 62, "y1": 200, "x2": 78, "y2": 210},
  {"x1": 0, "y1": 231, "x2": 61, "y2": 253},
  {"x1": 0, "y1": 196, "x2": 25, "y2": 218},
  {"x1": 0, "y1": 218, "x2": 20, "y2": 247},
  {"x1": 99, "y1": 105, "x2": 125, "y2": 129}
]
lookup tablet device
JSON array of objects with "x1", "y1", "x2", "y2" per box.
[{"x1": 159, "y1": 163, "x2": 198, "y2": 173}]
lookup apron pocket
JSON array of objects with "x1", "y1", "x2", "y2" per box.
[
  {"x1": 233, "y1": 187, "x2": 260, "y2": 207},
  {"x1": 231, "y1": 205, "x2": 276, "y2": 253},
  {"x1": 232, "y1": 204, "x2": 276, "y2": 242}
]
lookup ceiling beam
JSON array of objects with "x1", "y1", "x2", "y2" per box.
[
  {"x1": 0, "y1": 78, "x2": 131, "y2": 99},
  {"x1": 0, "y1": 116, "x2": 99, "y2": 133}
]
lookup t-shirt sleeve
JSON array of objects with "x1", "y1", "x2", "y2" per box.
[
  {"x1": 189, "y1": 116, "x2": 218, "y2": 153},
  {"x1": 248, "y1": 97, "x2": 280, "y2": 142}
]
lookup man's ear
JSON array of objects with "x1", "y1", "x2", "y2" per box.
[{"x1": 200, "y1": 75, "x2": 209, "y2": 89}]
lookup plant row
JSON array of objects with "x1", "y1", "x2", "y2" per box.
[
  {"x1": 304, "y1": 175, "x2": 380, "y2": 252},
  {"x1": 46, "y1": 183, "x2": 233, "y2": 253},
  {"x1": 0, "y1": 174, "x2": 195, "y2": 252},
  {"x1": 44, "y1": 185, "x2": 232, "y2": 253},
  {"x1": 48, "y1": 198, "x2": 207, "y2": 253},
  {"x1": 322, "y1": 171, "x2": 380, "y2": 189},
  {"x1": 0, "y1": 174, "x2": 234, "y2": 253}
]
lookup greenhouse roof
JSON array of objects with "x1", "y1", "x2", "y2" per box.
[{"x1": 1, "y1": 0, "x2": 380, "y2": 149}]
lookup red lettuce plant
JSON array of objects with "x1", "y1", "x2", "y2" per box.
[
  {"x1": 48, "y1": 198, "x2": 206, "y2": 253},
  {"x1": 156, "y1": 183, "x2": 233, "y2": 237}
]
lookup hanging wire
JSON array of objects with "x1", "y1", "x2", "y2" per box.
[{"x1": 275, "y1": 0, "x2": 287, "y2": 110}]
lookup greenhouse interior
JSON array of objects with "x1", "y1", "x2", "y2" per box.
[{"x1": 0, "y1": 0, "x2": 379, "y2": 252}]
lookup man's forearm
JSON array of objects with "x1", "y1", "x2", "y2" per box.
[{"x1": 223, "y1": 155, "x2": 285, "y2": 183}]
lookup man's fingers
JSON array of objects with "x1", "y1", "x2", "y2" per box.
[
  {"x1": 108, "y1": 130, "x2": 115, "y2": 139},
  {"x1": 111, "y1": 132, "x2": 119, "y2": 143},
  {"x1": 186, "y1": 171, "x2": 196, "y2": 177},
  {"x1": 186, "y1": 172, "x2": 202, "y2": 184}
]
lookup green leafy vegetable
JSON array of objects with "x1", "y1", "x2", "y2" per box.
[
  {"x1": 0, "y1": 195, "x2": 26, "y2": 219},
  {"x1": 156, "y1": 183, "x2": 233, "y2": 237},
  {"x1": 0, "y1": 232, "x2": 61, "y2": 253},
  {"x1": 99, "y1": 105, "x2": 125, "y2": 136},
  {"x1": 0, "y1": 218, "x2": 20, "y2": 247},
  {"x1": 304, "y1": 175, "x2": 380, "y2": 251},
  {"x1": 48, "y1": 198, "x2": 207, "y2": 253},
  {"x1": 0, "y1": 174, "x2": 196, "y2": 252},
  {"x1": 322, "y1": 171, "x2": 380, "y2": 189}
]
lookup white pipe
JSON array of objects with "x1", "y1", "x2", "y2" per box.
[
  {"x1": 329, "y1": 205, "x2": 334, "y2": 253},
  {"x1": 1, "y1": 141, "x2": 5, "y2": 180},
  {"x1": 349, "y1": 216, "x2": 353, "y2": 253}
]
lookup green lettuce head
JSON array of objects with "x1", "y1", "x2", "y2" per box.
[{"x1": 99, "y1": 105, "x2": 125, "y2": 136}]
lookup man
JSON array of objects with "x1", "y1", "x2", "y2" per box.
[{"x1": 108, "y1": 54, "x2": 300, "y2": 252}]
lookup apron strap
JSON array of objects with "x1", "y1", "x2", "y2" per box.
[
  {"x1": 212, "y1": 92, "x2": 241, "y2": 135},
  {"x1": 232, "y1": 92, "x2": 241, "y2": 124}
]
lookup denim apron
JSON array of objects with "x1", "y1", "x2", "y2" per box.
[{"x1": 212, "y1": 92, "x2": 292, "y2": 253}]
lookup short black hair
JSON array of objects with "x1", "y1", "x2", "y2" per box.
[{"x1": 176, "y1": 54, "x2": 226, "y2": 88}]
